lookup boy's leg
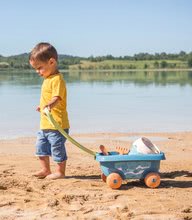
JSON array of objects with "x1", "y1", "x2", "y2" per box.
[
  {"x1": 34, "y1": 130, "x2": 52, "y2": 178},
  {"x1": 46, "y1": 129, "x2": 68, "y2": 180},
  {"x1": 46, "y1": 160, "x2": 66, "y2": 179},
  {"x1": 56, "y1": 160, "x2": 66, "y2": 176},
  {"x1": 33, "y1": 156, "x2": 51, "y2": 178}
]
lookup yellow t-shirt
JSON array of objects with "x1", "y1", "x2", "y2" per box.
[{"x1": 40, "y1": 73, "x2": 70, "y2": 130}]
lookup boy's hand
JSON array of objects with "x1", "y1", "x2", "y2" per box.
[
  {"x1": 43, "y1": 105, "x2": 51, "y2": 111},
  {"x1": 36, "y1": 106, "x2": 41, "y2": 112},
  {"x1": 42, "y1": 105, "x2": 51, "y2": 116}
]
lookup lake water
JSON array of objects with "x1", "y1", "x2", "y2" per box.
[{"x1": 0, "y1": 70, "x2": 192, "y2": 139}]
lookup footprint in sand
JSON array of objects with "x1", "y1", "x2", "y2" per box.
[
  {"x1": 47, "y1": 199, "x2": 59, "y2": 207},
  {"x1": 182, "y1": 207, "x2": 192, "y2": 213},
  {"x1": 62, "y1": 194, "x2": 90, "y2": 205},
  {"x1": 0, "y1": 185, "x2": 7, "y2": 190},
  {"x1": 26, "y1": 186, "x2": 34, "y2": 192},
  {"x1": 2, "y1": 169, "x2": 15, "y2": 177},
  {"x1": 0, "y1": 201, "x2": 14, "y2": 207}
]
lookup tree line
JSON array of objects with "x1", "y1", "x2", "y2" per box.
[
  {"x1": 0, "y1": 51, "x2": 192, "y2": 69},
  {"x1": 88, "y1": 51, "x2": 192, "y2": 61}
]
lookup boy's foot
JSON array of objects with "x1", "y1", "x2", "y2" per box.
[
  {"x1": 45, "y1": 173, "x2": 65, "y2": 180},
  {"x1": 32, "y1": 170, "x2": 51, "y2": 179}
]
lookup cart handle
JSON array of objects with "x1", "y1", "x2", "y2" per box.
[{"x1": 43, "y1": 107, "x2": 96, "y2": 157}]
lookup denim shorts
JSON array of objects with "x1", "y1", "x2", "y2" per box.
[{"x1": 35, "y1": 129, "x2": 69, "y2": 163}]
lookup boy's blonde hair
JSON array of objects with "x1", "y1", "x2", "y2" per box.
[{"x1": 29, "y1": 42, "x2": 58, "y2": 62}]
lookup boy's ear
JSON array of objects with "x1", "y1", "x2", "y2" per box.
[{"x1": 49, "y1": 58, "x2": 56, "y2": 65}]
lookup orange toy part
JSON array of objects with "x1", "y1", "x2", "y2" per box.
[
  {"x1": 106, "y1": 173, "x2": 122, "y2": 189},
  {"x1": 101, "y1": 173, "x2": 107, "y2": 182},
  {"x1": 144, "y1": 172, "x2": 161, "y2": 188},
  {"x1": 99, "y1": 145, "x2": 109, "y2": 155},
  {"x1": 115, "y1": 146, "x2": 129, "y2": 154}
]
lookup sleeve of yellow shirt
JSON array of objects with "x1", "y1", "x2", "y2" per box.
[{"x1": 51, "y1": 75, "x2": 65, "y2": 100}]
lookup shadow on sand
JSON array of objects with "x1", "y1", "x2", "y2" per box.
[
  {"x1": 65, "y1": 175, "x2": 101, "y2": 180},
  {"x1": 121, "y1": 170, "x2": 192, "y2": 190},
  {"x1": 66, "y1": 170, "x2": 192, "y2": 189},
  {"x1": 161, "y1": 170, "x2": 192, "y2": 178}
]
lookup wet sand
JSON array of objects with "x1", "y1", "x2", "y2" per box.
[{"x1": 0, "y1": 132, "x2": 192, "y2": 220}]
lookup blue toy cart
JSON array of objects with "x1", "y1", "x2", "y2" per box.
[
  {"x1": 96, "y1": 152, "x2": 166, "y2": 189},
  {"x1": 44, "y1": 109, "x2": 166, "y2": 189}
]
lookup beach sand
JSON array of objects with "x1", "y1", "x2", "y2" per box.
[{"x1": 0, "y1": 132, "x2": 191, "y2": 220}]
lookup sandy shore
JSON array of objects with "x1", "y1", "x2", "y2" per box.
[{"x1": 0, "y1": 132, "x2": 192, "y2": 220}]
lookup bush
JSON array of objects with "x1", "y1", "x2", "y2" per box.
[
  {"x1": 160, "y1": 61, "x2": 168, "y2": 68},
  {"x1": 144, "y1": 63, "x2": 148, "y2": 69},
  {"x1": 188, "y1": 57, "x2": 192, "y2": 67},
  {"x1": 0, "y1": 62, "x2": 10, "y2": 68},
  {"x1": 153, "y1": 61, "x2": 159, "y2": 68}
]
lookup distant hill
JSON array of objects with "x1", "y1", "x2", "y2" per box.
[{"x1": 0, "y1": 53, "x2": 84, "y2": 69}]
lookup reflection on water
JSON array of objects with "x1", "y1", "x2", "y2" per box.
[
  {"x1": 1, "y1": 70, "x2": 192, "y2": 86},
  {"x1": 0, "y1": 70, "x2": 192, "y2": 139},
  {"x1": 0, "y1": 70, "x2": 42, "y2": 86},
  {"x1": 64, "y1": 70, "x2": 192, "y2": 86}
]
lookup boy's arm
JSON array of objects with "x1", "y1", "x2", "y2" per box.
[{"x1": 44, "y1": 96, "x2": 61, "y2": 110}]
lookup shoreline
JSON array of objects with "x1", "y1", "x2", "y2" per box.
[
  {"x1": 0, "y1": 131, "x2": 192, "y2": 219},
  {"x1": 1, "y1": 129, "x2": 192, "y2": 140},
  {"x1": 1, "y1": 68, "x2": 192, "y2": 73}
]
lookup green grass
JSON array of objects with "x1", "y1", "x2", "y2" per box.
[{"x1": 69, "y1": 59, "x2": 189, "y2": 70}]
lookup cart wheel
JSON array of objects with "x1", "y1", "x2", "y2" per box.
[
  {"x1": 101, "y1": 173, "x2": 107, "y2": 182},
  {"x1": 106, "y1": 173, "x2": 122, "y2": 189},
  {"x1": 144, "y1": 172, "x2": 161, "y2": 188}
]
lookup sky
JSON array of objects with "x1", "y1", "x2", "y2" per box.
[{"x1": 0, "y1": 0, "x2": 192, "y2": 57}]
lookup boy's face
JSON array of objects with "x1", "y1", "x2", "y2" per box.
[{"x1": 30, "y1": 58, "x2": 56, "y2": 78}]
